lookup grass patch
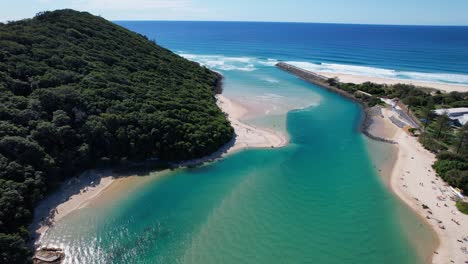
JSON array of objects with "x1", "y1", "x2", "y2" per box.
[{"x1": 456, "y1": 200, "x2": 468, "y2": 215}]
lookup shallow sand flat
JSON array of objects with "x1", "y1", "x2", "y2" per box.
[
  {"x1": 216, "y1": 94, "x2": 288, "y2": 154},
  {"x1": 32, "y1": 93, "x2": 289, "y2": 242},
  {"x1": 373, "y1": 108, "x2": 468, "y2": 264},
  {"x1": 319, "y1": 72, "x2": 468, "y2": 93}
]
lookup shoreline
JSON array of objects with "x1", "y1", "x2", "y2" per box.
[
  {"x1": 31, "y1": 93, "x2": 289, "y2": 245},
  {"x1": 32, "y1": 63, "x2": 468, "y2": 262},
  {"x1": 216, "y1": 94, "x2": 288, "y2": 153},
  {"x1": 31, "y1": 170, "x2": 115, "y2": 245},
  {"x1": 318, "y1": 72, "x2": 468, "y2": 93},
  {"x1": 168, "y1": 94, "x2": 288, "y2": 167},
  {"x1": 276, "y1": 62, "x2": 396, "y2": 144},
  {"x1": 275, "y1": 63, "x2": 467, "y2": 263},
  {"x1": 371, "y1": 108, "x2": 468, "y2": 264}
]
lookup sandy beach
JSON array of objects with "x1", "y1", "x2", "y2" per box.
[
  {"x1": 371, "y1": 107, "x2": 468, "y2": 264},
  {"x1": 32, "y1": 93, "x2": 288, "y2": 243},
  {"x1": 216, "y1": 94, "x2": 288, "y2": 153},
  {"x1": 34, "y1": 88, "x2": 468, "y2": 263},
  {"x1": 319, "y1": 72, "x2": 468, "y2": 93},
  {"x1": 31, "y1": 170, "x2": 115, "y2": 243}
]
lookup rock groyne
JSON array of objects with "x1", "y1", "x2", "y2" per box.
[
  {"x1": 276, "y1": 62, "x2": 363, "y2": 104},
  {"x1": 276, "y1": 62, "x2": 396, "y2": 144}
]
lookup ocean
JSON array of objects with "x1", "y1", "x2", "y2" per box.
[
  {"x1": 37, "y1": 22, "x2": 467, "y2": 263},
  {"x1": 119, "y1": 22, "x2": 468, "y2": 84}
]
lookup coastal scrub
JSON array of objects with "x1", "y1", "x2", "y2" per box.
[{"x1": 0, "y1": 9, "x2": 233, "y2": 262}]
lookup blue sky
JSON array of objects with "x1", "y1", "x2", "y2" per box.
[{"x1": 1, "y1": 0, "x2": 468, "y2": 25}]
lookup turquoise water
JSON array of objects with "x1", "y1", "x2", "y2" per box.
[
  {"x1": 37, "y1": 22, "x2": 445, "y2": 263},
  {"x1": 40, "y1": 80, "x2": 429, "y2": 263}
]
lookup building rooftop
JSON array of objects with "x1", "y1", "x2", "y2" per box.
[{"x1": 433, "y1": 107, "x2": 468, "y2": 125}]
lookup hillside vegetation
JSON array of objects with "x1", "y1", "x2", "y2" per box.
[
  {"x1": 328, "y1": 79, "x2": 468, "y2": 204},
  {"x1": 0, "y1": 9, "x2": 233, "y2": 262}
]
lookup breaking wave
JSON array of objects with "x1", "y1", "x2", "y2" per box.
[
  {"x1": 286, "y1": 61, "x2": 468, "y2": 85},
  {"x1": 179, "y1": 53, "x2": 279, "y2": 72},
  {"x1": 179, "y1": 53, "x2": 468, "y2": 85}
]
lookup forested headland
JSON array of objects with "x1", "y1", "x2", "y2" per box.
[{"x1": 0, "y1": 9, "x2": 233, "y2": 262}]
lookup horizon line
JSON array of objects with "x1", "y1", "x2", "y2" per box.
[
  {"x1": 2, "y1": 13, "x2": 468, "y2": 27},
  {"x1": 111, "y1": 19, "x2": 468, "y2": 27}
]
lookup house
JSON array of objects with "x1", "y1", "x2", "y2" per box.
[{"x1": 433, "y1": 107, "x2": 468, "y2": 126}]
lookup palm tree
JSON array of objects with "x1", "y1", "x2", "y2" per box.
[
  {"x1": 456, "y1": 123, "x2": 468, "y2": 154},
  {"x1": 435, "y1": 113, "x2": 450, "y2": 139},
  {"x1": 421, "y1": 106, "x2": 433, "y2": 129}
]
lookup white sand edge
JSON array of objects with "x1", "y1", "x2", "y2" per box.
[
  {"x1": 319, "y1": 72, "x2": 468, "y2": 93},
  {"x1": 32, "y1": 94, "x2": 288, "y2": 242},
  {"x1": 31, "y1": 171, "x2": 115, "y2": 245},
  {"x1": 378, "y1": 108, "x2": 468, "y2": 264},
  {"x1": 216, "y1": 94, "x2": 288, "y2": 154}
]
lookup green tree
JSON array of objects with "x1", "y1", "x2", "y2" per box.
[
  {"x1": 0, "y1": 10, "x2": 233, "y2": 262},
  {"x1": 435, "y1": 113, "x2": 450, "y2": 139},
  {"x1": 326, "y1": 77, "x2": 339, "y2": 87},
  {"x1": 456, "y1": 123, "x2": 468, "y2": 154},
  {"x1": 0, "y1": 232, "x2": 31, "y2": 264},
  {"x1": 421, "y1": 105, "x2": 433, "y2": 129}
]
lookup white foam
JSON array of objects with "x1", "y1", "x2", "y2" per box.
[
  {"x1": 261, "y1": 77, "x2": 280, "y2": 83},
  {"x1": 180, "y1": 53, "x2": 258, "y2": 72},
  {"x1": 286, "y1": 61, "x2": 468, "y2": 85},
  {"x1": 180, "y1": 53, "x2": 468, "y2": 85},
  {"x1": 255, "y1": 93, "x2": 285, "y2": 101},
  {"x1": 258, "y1": 58, "x2": 279, "y2": 66},
  {"x1": 179, "y1": 53, "x2": 281, "y2": 72}
]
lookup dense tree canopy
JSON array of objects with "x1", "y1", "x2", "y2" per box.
[{"x1": 0, "y1": 9, "x2": 233, "y2": 263}]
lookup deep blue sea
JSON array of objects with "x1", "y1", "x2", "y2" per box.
[{"x1": 117, "y1": 21, "x2": 468, "y2": 84}]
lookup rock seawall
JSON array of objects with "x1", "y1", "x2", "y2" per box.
[{"x1": 276, "y1": 62, "x2": 396, "y2": 144}]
